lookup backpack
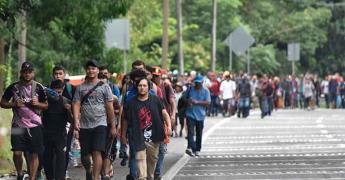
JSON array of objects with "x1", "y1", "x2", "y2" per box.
[
  {"x1": 177, "y1": 87, "x2": 191, "y2": 117},
  {"x1": 65, "y1": 83, "x2": 73, "y2": 99}
]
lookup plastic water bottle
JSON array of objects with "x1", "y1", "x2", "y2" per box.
[{"x1": 70, "y1": 137, "x2": 81, "y2": 167}]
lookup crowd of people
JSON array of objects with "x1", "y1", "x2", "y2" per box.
[{"x1": 1, "y1": 59, "x2": 344, "y2": 180}]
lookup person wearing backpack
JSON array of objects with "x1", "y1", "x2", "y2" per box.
[
  {"x1": 72, "y1": 60, "x2": 116, "y2": 180},
  {"x1": 1, "y1": 62, "x2": 48, "y2": 180},
  {"x1": 42, "y1": 79, "x2": 72, "y2": 180},
  {"x1": 52, "y1": 65, "x2": 76, "y2": 179},
  {"x1": 184, "y1": 75, "x2": 211, "y2": 157}
]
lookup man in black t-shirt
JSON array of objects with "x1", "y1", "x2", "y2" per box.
[
  {"x1": 0, "y1": 62, "x2": 48, "y2": 180},
  {"x1": 42, "y1": 80, "x2": 72, "y2": 180},
  {"x1": 121, "y1": 78, "x2": 171, "y2": 180}
]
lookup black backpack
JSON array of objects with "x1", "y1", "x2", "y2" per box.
[{"x1": 177, "y1": 87, "x2": 191, "y2": 117}]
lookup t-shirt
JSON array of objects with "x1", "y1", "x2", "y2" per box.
[
  {"x1": 43, "y1": 96, "x2": 70, "y2": 133},
  {"x1": 208, "y1": 80, "x2": 220, "y2": 96},
  {"x1": 2, "y1": 81, "x2": 47, "y2": 128},
  {"x1": 220, "y1": 80, "x2": 236, "y2": 99},
  {"x1": 124, "y1": 94, "x2": 165, "y2": 151},
  {"x1": 185, "y1": 86, "x2": 211, "y2": 121},
  {"x1": 321, "y1": 80, "x2": 329, "y2": 94},
  {"x1": 73, "y1": 80, "x2": 113, "y2": 129}
]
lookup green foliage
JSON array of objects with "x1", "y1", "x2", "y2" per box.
[
  {"x1": 0, "y1": 0, "x2": 344, "y2": 86},
  {"x1": 0, "y1": 109, "x2": 14, "y2": 174}
]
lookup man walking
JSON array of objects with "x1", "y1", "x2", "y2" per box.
[
  {"x1": 72, "y1": 60, "x2": 116, "y2": 180},
  {"x1": 220, "y1": 73, "x2": 236, "y2": 117},
  {"x1": 184, "y1": 75, "x2": 211, "y2": 157},
  {"x1": 42, "y1": 79, "x2": 72, "y2": 180},
  {"x1": 121, "y1": 77, "x2": 171, "y2": 180},
  {"x1": 0, "y1": 62, "x2": 48, "y2": 180},
  {"x1": 52, "y1": 65, "x2": 76, "y2": 178}
]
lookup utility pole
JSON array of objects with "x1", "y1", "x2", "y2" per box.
[
  {"x1": 0, "y1": 38, "x2": 5, "y2": 95},
  {"x1": 211, "y1": 0, "x2": 217, "y2": 71},
  {"x1": 18, "y1": 9, "x2": 27, "y2": 77},
  {"x1": 176, "y1": 0, "x2": 184, "y2": 75},
  {"x1": 162, "y1": 0, "x2": 169, "y2": 69}
]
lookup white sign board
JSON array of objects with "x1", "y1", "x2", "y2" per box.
[
  {"x1": 288, "y1": 43, "x2": 300, "y2": 61},
  {"x1": 105, "y1": 19, "x2": 130, "y2": 50},
  {"x1": 224, "y1": 27, "x2": 255, "y2": 56}
]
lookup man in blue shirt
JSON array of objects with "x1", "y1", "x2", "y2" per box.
[{"x1": 184, "y1": 75, "x2": 211, "y2": 157}]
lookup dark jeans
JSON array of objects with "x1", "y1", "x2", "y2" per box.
[
  {"x1": 210, "y1": 95, "x2": 219, "y2": 116},
  {"x1": 186, "y1": 118, "x2": 204, "y2": 152},
  {"x1": 238, "y1": 97, "x2": 250, "y2": 118},
  {"x1": 43, "y1": 132, "x2": 67, "y2": 180},
  {"x1": 324, "y1": 94, "x2": 330, "y2": 108}
]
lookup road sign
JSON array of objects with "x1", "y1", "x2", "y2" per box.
[
  {"x1": 288, "y1": 43, "x2": 300, "y2": 61},
  {"x1": 224, "y1": 27, "x2": 255, "y2": 56},
  {"x1": 105, "y1": 19, "x2": 130, "y2": 50}
]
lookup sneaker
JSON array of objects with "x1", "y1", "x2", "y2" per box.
[
  {"x1": 126, "y1": 174, "x2": 136, "y2": 180},
  {"x1": 154, "y1": 174, "x2": 163, "y2": 180},
  {"x1": 194, "y1": 151, "x2": 200, "y2": 156},
  {"x1": 86, "y1": 171, "x2": 93, "y2": 180},
  {"x1": 102, "y1": 175, "x2": 111, "y2": 180},
  {"x1": 120, "y1": 157, "x2": 128, "y2": 166},
  {"x1": 17, "y1": 174, "x2": 24, "y2": 180},
  {"x1": 185, "y1": 148, "x2": 195, "y2": 157},
  {"x1": 65, "y1": 170, "x2": 71, "y2": 180}
]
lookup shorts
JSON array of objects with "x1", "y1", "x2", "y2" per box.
[
  {"x1": 11, "y1": 125, "x2": 44, "y2": 154},
  {"x1": 79, "y1": 125, "x2": 107, "y2": 156}
]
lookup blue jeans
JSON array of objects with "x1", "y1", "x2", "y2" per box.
[
  {"x1": 210, "y1": 95, "x2": 219, "y2": 115},
  {"x1": 186, "y1": 118, "x2": 204, "y2": 152},
  {"x1": 154, "y1": 143, "x2": 167, "y2": 176},
  {"x1": 238, "y1": 97, "x2": 250, "y2": 118},
  {"x1": 128, "y1": 128, "x2": 137, "y2": 177}
]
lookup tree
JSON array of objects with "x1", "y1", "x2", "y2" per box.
[
  {"x1": 211, "y1": 0, "x2": 217, "y2": 71},
  {"x1": 161, "y1": 0, "x2": 170, "y2": 69},
  {"x1": 176, "y1": 0, "x2": 184, "y2": 75}
]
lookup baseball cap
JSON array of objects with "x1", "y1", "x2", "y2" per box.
[
  {"x1": 85, "y1": 59, "x2": 100, "y2": 68},
  {"x1": 21, "y1": 62, "x2": 34, "y2": 71},
  {"x1": 194, "y1": 75, "x2": 204, "y2": 83}
]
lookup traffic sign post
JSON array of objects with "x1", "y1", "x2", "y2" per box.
[
  {"x1": 224, "y1": 27, "x2": 255, "y2": 73},
  {"x1": 105, "y1": 19, "x2": 130, "y2": 73},
  {"x1": 288, "y1": 43, "x2": 300, "y2": 75}
]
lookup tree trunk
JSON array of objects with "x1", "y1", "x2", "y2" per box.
[
  {"x1": 176, "y1": 0, "x2": 184, "y2": 75},
  {"x1": 18, "y1": 9, "x2": 27, "y2": 77},
  {"x1": 0, "y1": 37, "x2": 5, "y2": 95},
  {"x1": 161, "y1": 0, "x2": 169, "y2": 69},
  {"x1": 211, "y1": 0, "x2": 217, "y2": 71}
]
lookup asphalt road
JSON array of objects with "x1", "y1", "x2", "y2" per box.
[
  {"x1": 2, "y1": 109, "x2": 345, "y2": 180},
  {"x1": 172, "y1": 109, "x2": 345, "y2": 180}
]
